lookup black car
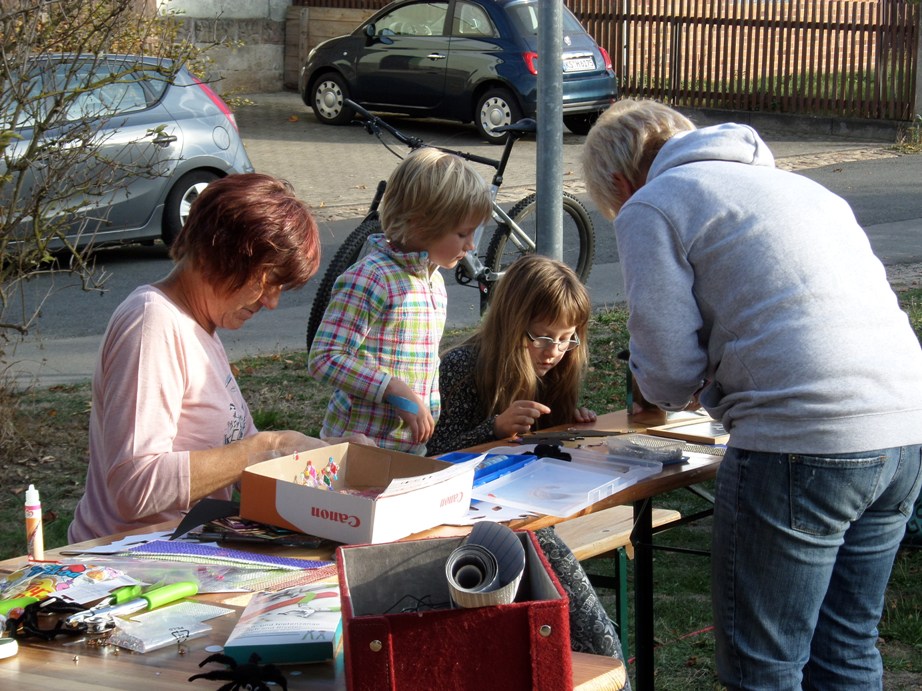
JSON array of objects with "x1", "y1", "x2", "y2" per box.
[{"x1": 299, "y1": 0, "x2": 617, "y2": 143}]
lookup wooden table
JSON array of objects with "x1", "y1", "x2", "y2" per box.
[
  {"x1": 1, "y1": 410, "x2": 719, "y2": 691},
  {"x1": 0, "y1": 591, "x2": 623, "y2": 690},
  {"x1": 0, "y1": 522, "x2": 626, "y2": 689},
  {"x1": 1, "y1": 545, "x2": 624, "y2": 690}
]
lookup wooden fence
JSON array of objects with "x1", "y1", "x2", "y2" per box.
[
  {"x1": 293, "y1": 0, "x2": 921, "y2": 122},
  {"x1": 571, "y1": 0, "x2": 920, "y2": 121}
]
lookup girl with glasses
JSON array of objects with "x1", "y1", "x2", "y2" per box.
[
  {"x1": 427, "y1": 254, "x2": 596, "y2": 456},
  {"x1": 428, "y1": 254, "x2": 628, "y2": 667}
]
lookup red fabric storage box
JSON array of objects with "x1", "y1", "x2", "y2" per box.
[{"x1": 336, "y1": 531, "x2": 572, "y2": 691}]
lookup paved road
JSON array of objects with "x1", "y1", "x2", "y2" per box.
[{"x1": 5, "y1": 91, "x2": 921, "y2": 387}]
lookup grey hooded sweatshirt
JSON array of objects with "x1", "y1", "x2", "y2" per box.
[{"x1": 616, "y1": 123, "x2": 922, "y2": 453}]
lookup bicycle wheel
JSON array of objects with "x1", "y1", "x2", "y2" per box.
[
  {"x1": 485, "y1": 191, "x2": 595, "y2": 282},
  {"x1": 305, "y1": 216, "x2": 381, "y2": 352}
]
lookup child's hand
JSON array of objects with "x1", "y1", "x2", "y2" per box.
[
  {"x1": 385, "y1": 380, "x2": 435, "y2": 445},
  {"x1": 494, "y1": 400, "x2": 552, "y2": 439},
  {"x1": 574, "y1": 406, "x2": 597, "y2": 423}
]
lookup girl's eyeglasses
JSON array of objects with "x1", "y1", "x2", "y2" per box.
[{"x1": 526, "y1": 332, "x2": 581, "y2": 353}]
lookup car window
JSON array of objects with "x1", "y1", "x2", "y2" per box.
[
  {"x1": 66, "y1": 81, "x2": 150, "y2": 120},
  {"x1": 453, "y1": 2, "x2": 496, "y2": 38},
  {"x1": 46, "y1": 62, "x2": 153, "y2": 121},
  {"x1": 506, "y1": 2, "x2": 585, "y2": 36},
  {"x1": 377, "y1": 2, "x2": 448, "y2": 37},
  {"x1": 2, "y1": 59, "x2": 168, "y2": 129},
  {"x1": 0, "y1": 70, "x2": 45, "y2": 129}
]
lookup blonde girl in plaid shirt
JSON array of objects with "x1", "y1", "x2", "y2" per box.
[{"x1": 308, "y1": 148, "x2": 492, "y2": 454}]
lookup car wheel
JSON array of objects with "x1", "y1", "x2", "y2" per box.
[
  {"x1": 563, "y1": 112, "x2": 599, "y2": 136},
  {"x1": 161, "y1": 171, "x2": 219, "y2": 246},
  {"x1": 311, "y1": 73, "x2": 353, "y2": 125},
  {"x1": 475, "y1": 88, "x2": 521, "y2": 145}
]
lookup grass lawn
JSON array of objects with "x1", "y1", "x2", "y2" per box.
[{"x1": 1, "y1": 293, "x2": 921, "y2": 688}]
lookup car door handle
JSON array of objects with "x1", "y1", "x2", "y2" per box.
[
  {"x1": 152, "y1": 134, "x2": 178, "y2": 147},
  {"x1": 426, "y1": 53, "x2": 447, "y2": 61}
]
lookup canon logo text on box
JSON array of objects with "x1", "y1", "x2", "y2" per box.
[{"x1": 311, "y1": 506, "x2": 361, "y2": 527}]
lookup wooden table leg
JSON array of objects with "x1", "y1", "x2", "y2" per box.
[{"x1": 632, "y1": 497, "x2": 654, "y2": 691}]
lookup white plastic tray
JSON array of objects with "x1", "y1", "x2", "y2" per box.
[{"x1": 471, "y1": 444, "x2": 662, "y2": 517}]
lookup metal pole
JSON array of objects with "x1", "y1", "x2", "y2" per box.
[
  {"x1": 536, "y1": 0, "x2": 564, "y2": 261},
  {"x1": 915, "y1": 2, "x2": 922, "y2": 120}
]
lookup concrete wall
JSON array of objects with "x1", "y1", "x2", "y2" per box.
[{"x1": 159, "y1": 0, "x2": 290, "y2": 93}]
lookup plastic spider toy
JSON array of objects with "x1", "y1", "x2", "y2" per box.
[{"x1": 189, "y1": 652, "x2": 288, "y2": 691}]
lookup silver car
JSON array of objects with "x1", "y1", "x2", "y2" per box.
[{"x1": 1, "y1": 54, "x2": 254, "y2": 249}]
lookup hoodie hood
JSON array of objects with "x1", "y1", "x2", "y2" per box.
[{"x1": 647, "y1": 123, "x2": 776, "y2": 183}]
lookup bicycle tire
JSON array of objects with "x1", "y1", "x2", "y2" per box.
[
  {"x1": 305, "y1": 216, "x2": 382, "y2": 353},
  {"x1": 485, "y1": 191, "x2": 595, "y2": 283}
]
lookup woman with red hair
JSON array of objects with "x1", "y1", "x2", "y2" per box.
[{"x1": 70, "y1": 173, "x2": 358, "y2": 542}]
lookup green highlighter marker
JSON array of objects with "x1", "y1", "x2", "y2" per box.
[
  {"x1": 64, "y1": 581, "x2": 198, "y2": 631},
  {"x1": 106, "y1": 584, "x2": 143, "y2": 605}
]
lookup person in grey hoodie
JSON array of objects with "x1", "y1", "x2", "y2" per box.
[{"x1": 581, "y1": 98, "x2": 922, "y2": 690}]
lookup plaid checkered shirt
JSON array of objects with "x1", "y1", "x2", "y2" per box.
[{"x1": 308, "y1": 234, "x2": 446, "y2": 454}]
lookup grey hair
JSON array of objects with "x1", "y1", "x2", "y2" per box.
[{"x1": 581, "y1": 99, "x2": 695, "y2": 219}]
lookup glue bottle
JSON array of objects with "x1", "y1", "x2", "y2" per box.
[{"x1": 24, "y1": 484, "x2": 44, "y2": 561}]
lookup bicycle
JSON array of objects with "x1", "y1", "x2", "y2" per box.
[{"x1": 305, "y1": 99, "x2": 595, "y2": 350}]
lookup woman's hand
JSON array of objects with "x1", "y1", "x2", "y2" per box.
[
  {"x1": 494, "y1": 400, "x2": 552, "y2": 439},
  {"x1": 574, "y1": 406, "x2": 597, "y2": 423},
  {"x1": 270, "y1": 430, "x2": 328, "y2": 455},
  {"x1": 385, "y1": 379, "x2": 434, "y2": 445},
  {"x1": 192, "y1": 430, "x2": 328, "y2": 499}
]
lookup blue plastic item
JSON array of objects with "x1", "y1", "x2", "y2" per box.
[{"x1": 437, "y1": 452, "x2": 539, "y2": 487}]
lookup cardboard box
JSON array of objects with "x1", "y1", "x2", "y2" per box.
[
  {"x1": 240, "y1": 443, "x2": 475, "y2": 544},
  {"x1": 336, "y1": 532, "x2": 572, "y2": 691}
]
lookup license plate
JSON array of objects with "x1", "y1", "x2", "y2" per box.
[{"x1": 563, "y1": 55, "x2": 595, "y2": 72}]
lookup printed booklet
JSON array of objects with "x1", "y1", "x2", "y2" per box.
[{"x1": 224, "y1": 580, "x2": 342, "y2": 664}]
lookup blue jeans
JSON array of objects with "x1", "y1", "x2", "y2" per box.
[{"x1": 712, "y1": 445, "x2": 922, "y2": 690}]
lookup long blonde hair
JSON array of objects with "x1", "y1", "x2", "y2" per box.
[{"x1": 467, "y1": 255, "x2": 591, "y2": 429}]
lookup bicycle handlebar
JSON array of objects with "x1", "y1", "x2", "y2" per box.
[
  {"x1": 344, "y1": 98, "x2": 504, "y2": 171},
  {"x1": 345, "y1": 99, "x2": 423, "y2": 149}
]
